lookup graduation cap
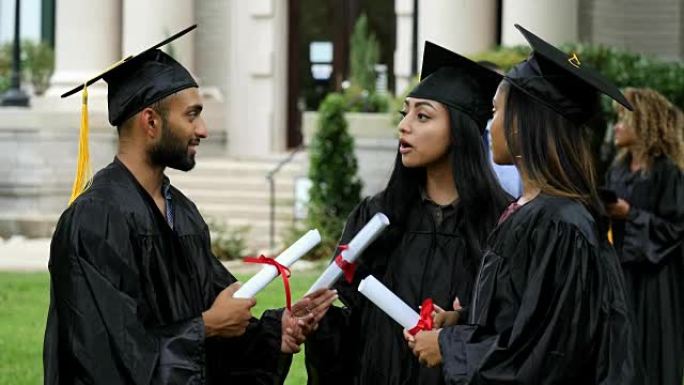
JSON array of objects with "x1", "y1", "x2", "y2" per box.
[
  {"x1": 505, "y1": 24, "x2": 633, "y2": 124},
  {"x1": 408, "y1": 41, "x2": 502, "y2": 129},
  {"x1": 64, "y1": 25, "x2": 198, "y2": 205}
]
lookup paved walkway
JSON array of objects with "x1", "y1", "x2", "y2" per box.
[
  {"x1": 0, "y1": 237, "x2": 51, "y2": 271},
  {"x1": 0, "y1": 236, "x2": 320, "y2": 273}
]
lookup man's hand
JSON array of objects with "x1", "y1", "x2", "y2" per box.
[
  {"x1": 404, "y1": 329, "x2": 443, "y2": 368},
  {"x1": 606, "y1": 198, "x2": 631, "y2": 220},
  {"x1": 280, "y1": 289, "x2": 338, "y2": 353},
  {"x1": 202, "y1": 282, "x2": 256, "y2": 338}
]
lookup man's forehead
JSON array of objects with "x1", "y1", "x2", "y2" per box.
[{"x1": 168, "y1": 87, "x2": 202, "y2": 107}]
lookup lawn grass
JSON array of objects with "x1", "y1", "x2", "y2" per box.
[{"x1": 0, "y1": 269, "x2": 321, "y2": 385}]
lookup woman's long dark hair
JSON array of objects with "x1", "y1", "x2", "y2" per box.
[
  {"x1": 500, "y1": 80, "x2": 605, "y2": 219},
  {"x1": 381, "y1": 105, "x2": 511, "y2": 257}
]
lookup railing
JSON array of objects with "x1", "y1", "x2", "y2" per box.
[{"x1": 265, "y1": 144, "x2": 305, "y2": 250}]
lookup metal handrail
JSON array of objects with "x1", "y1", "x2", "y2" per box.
[{"x1": 265, "y1": 144, "x2": 305, "y2": 250}]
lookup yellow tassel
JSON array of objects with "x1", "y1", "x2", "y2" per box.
[
  {"x1": 607, "y1": 223, "x2": 614, "y2": 245},
  {"x1": 68, "y1": 84, "x2": 92, "y2": 205}
]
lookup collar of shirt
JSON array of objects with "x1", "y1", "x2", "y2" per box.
[
  {"x1": 162, "y1": 175, "x2": 174, "y2": 229},
  {"x1": 419, "y1": 187, "x2": 458, "y2": 227}
]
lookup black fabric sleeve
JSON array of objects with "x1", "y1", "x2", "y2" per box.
[
  {"x1": 622, "y1": 166, "x2": 684, "y2": 264},
  {"x1": 438, "y1": 221, "x2": 636, "y2": 385}
]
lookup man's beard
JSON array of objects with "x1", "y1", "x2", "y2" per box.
[{"x1": 149, "y1": 120, "x2": 196, "y2": 171}]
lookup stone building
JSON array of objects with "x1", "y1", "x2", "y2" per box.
[{"x1": 1, "y1": 0, "x2": 681, "y2": 251}]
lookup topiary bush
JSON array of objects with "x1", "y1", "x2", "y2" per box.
[{"x1": 306, "y1": 93, "x2": 363, "y2": 259}]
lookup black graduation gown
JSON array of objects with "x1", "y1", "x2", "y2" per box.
[
  {"x1": 438, "y1": 195, "x2": 638, "y2": 385},
  {"x1": 606, "y1": 156, "x2": 684, "y2": 385},
  {"x1": 306, "y1": 193, "x2": 482, "y2": 385},
  {"x1": 43, "y1": 158, "x2": 288, "y2": 385}
]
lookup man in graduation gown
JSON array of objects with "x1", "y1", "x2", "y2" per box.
[{"x1": 43, "y1": 26, "x2": 336, "y2": 385}]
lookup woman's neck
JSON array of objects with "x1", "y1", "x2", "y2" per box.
[
  {"x1": 425, "y1": 157, "x2": 458, "y2": 205},
  {"x1": 628, "y1": 148, "x2": 646, "y2": 172},
  {"x1": 518, "y1": 176, "x2": 541, "y2": 206}
]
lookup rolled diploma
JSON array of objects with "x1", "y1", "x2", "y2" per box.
[
  {"x1": 357, "y1": 275, "x2": 419, "y2": 329},
  {"x1": 306, "y1": 212, "x2": 390, "y2": 295},
  {"x1": 233, "y1": 229, "x2": 321, "y2": 299}
]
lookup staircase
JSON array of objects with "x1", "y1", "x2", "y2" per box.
[{"x1": 166, "y1": 152, "x2": 309, "y2": 253}]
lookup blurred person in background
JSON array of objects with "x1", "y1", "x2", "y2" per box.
[{"x1": 606, "y1": 87, "x2": 684, "y2": 385}]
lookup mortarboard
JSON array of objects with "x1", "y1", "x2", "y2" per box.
[
  {"x1": 505, "y1": 24, "x2": 633, "y2": 124},
  {"x1": 64, "y1": 25, "x2": 198, "y2": 205},
  {"x1": 408, "y1": 41, "x2": 503, "y2": 129}
]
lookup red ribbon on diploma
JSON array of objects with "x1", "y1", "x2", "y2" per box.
[
  {"x1": 334, "y1": 244, "x2": 357, "y2": 283},
  {"x1": 408, "y1": 298, "x2": 434, "y2": 335},
  {"x1": 244, "y1": 255, "x2": 292, "y2": 311}
]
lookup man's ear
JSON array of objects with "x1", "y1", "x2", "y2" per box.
[{"x1": 139, "y1": 107, "x2": 162, "y2": 138}]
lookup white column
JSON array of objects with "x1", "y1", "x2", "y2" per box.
[
  {"x1": 227, "y1": 0, "x2": 288, "y2": 156},
  {"x1": 46, "y1": 0, "x2": 122, "y2": 98},
  {"x1": 122, "y1": 0, "x2": 195, "y2": 72},
  {"x1": 501, "y1": 0, "x2": 579, "y2": 46},
  {"x1": 417, "y1": 0, "x2": 497, "y2": 68},
  {"x1": 394, "y1": 0, "x2": 414, "y2": 95}
]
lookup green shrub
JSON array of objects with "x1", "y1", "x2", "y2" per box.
[
  {"x1": 343, "y1": 83, "x2": 390, "y2": 113},
  {"x1": 207, "y1": 218, "x2": 251, "y2": 260},
  {"x1": 306, "y1": 93, "x2": 362, "y2": 259},
  {"x1": 0, "y1": 40, "x2": 54, "y2": 95},
  {"x1": 349, "y1": 14, "x2": 379, "y2": 94},
  {"x1": 23, "y1": 40, "x2": 54, "y2": 96},
  {"x1": 470, "y1": 46, "x2": 530, "y2": 72},
  {"x1": 344, "y1": 14, "x2": 389, "y2": 113}
]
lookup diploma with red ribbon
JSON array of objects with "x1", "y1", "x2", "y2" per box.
[
  {"x1": 408, "y1": 298, "x2": 434, "y2": 335},
  {"x1": 233, "y1": 229, "x2": 321, "y2": 308},
  {"x1": 358, "y1": 275, "x2": 425, "y2": 329},
  {"x1": 243, "y1": 255, "x2": 292, "y2": 310},
  {"x1": 306, "y1": 213, "x2": 390, "y2": 295}
]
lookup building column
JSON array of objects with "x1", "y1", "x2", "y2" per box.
[
  {"x1": 394, "y1": 0, "x2": 415, "y2": 95},
  {"x1": 227, "y1": 0, "x2": 288, "y2": 156},
  {"x1": 122, "y1": 0, "x2": 195, "y2": 72},
  {"x1": 46, "y1": 0, "x2": 121, "y2": 98},
  {"x1": 501, "y1": 0, "x2": 579, "y2": 46},
  {"x1": 417, "y1": 0, "x2": 497, "y2": 67}
]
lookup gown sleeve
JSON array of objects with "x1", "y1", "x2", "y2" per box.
[
  {"x1": 622, "y1": 165, "x2": 684, "y2": 265},
  {"x1": 438, "y1": 220, "x2": 635, "y2": 385},
  {"x1": 45, "y1": 198, "x2": 205, "y2": 385},
  {"x1": 203, "y1": 254, "x2": 291, "y2": 385}
]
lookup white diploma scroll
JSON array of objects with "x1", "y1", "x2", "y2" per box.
[
  {"x1": 357, "y1": 275, "x2": 420, "y2": 329},
  {"x1": 305, "y1": 212, "x2": 389, "y2": 295},
  {"x1": 233, "y1": 229, "x2": 321, "y2": 299}
]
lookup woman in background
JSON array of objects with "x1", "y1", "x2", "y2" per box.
[{"x1": 606, "y1": 87, "x2": 684, "y2": 385}]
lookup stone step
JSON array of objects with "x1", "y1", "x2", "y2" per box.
[
  {"x1": 167, "y1": 155, "x2": 309, "y2": 252},
  {"x1": 170, "y1": 175, "x2": 301, "y2": 191},
  {"x1": 181, "y1": 189, "x2": 295, "y2": 205},
  {"x1": 197, "y1": 202, "x2": 296, "y2": 221},
  {"x1": 208, "y1": 217, "x2": 304, "y2": 252}
]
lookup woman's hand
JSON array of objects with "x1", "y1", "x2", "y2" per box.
[
  {"x1": 607, "y1": 198, "x2": 631, "y2": 220},
  {"x1": 404, "y1": 329, "x2": 443, "y2": 368}
]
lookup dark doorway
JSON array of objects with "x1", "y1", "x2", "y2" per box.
[{"x1": 285, "y1": 0, "x2": 395, "y2": 148}]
